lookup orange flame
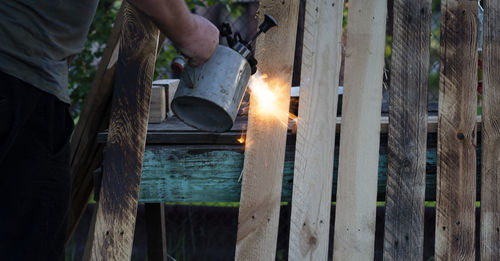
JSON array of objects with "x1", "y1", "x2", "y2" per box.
[
  {"x1": 236, "y1": 71, "x2": 298, "y2": 144},
  {"x1": 247, "y1": 71, "x2": 296, "y2": 127}
]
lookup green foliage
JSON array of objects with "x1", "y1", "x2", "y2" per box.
[
  {"x1": 428, "y1": 0, "x2": 441, "y2": 101},
  {"x1": 68, "y1": 0, "x2": 120, "y2": 117},
  {"x1": 432, "y1": 0, "x2": 441, "y2": 13},
  {"x1": 342, "y1": 1, "x2": 348, "y2": 27},
  {"x1": 154, "y1": 44, "x2": 178, "y2": 80},
  {"x1": 187, "y1": 0, "x2": 244, "y2": 19}
]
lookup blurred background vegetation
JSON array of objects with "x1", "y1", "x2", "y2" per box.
[{"x1": 68, "y1": 0, "x2": 481, "y2": 121}]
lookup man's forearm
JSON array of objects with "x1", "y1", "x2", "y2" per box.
[
  {"x1": 127, "y1": 0, "x2": 196, "y2": 47},
  {"x1": 126, "y1": 0, "x2": 219, "y2": 66}
]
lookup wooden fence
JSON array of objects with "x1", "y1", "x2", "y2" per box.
[
  {"x1": 71, "y1": 0, "x2": 499, "y2": 260},
  {"x1": 231, "y1": 0, "x2": 498, "y2": 260}
]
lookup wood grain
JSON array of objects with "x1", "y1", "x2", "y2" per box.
[
  {"x1": 149, "y1": 86, "x2": 166, "y2": 123},
  {"x1": 480, "y1": 0, "x2": 500, "y2": 260},
  {"x1": 234, "y1": 0, "x2": 300, "y2": 259},
  {"x1": 383, "y1": 1, "x2": 431, "y2": 260},
  {"x1": 85, "y1": 2, "x2": 160, "y2": 260},
  {"x1": 288, "y1": 0, "x2": 343, "y2": 260},
  {"x1": 67, "y1": 3, "x2": 125, "y2": 243},
  {"x1": 435, "y1": 1, "x2": 478, "y2": 260},
  {"x1": 116, "y1": 115, "x2": 479, "y2": 136},
  {"x1": 136, "y1": 132, "x2": 480, "y2": 203},
  {"x1": 151, "y1": 79, "x2": 179, "y2": 117},
  {"x1": 332, "y1": 1, "x2": 387, "y2": 260}
]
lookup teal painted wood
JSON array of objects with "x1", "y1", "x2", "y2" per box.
[
  {"x1": 138, "y1": 141, "x2": 481, "y2": 203},
  {"x1": 139, "y1": 146, "x2": 295, "y2": 203}
]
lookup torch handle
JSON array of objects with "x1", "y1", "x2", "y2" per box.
[{"x1": 171, "y1": 54, "x2": 187, "y2": 73}]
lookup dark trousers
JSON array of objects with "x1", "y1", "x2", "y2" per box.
[{"x1": 0, "y1": 70, "x2": 74, "y2": 261}]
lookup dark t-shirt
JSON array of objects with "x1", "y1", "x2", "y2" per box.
[{"x1": 0, "y1": 0, "x2": 99, "y2": 103}]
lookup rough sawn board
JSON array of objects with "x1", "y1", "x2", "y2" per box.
[
  {"x1": 383, "y1": 1, "x2": 431, "y2": 260},
  {"x1": 480, "y1": 0, "x2": 500, "y2": 260},
  {"x1": 288, "y1": 0, "x2": 344, "y2": 260},
  {"x1": 84, "y1": 3, "x2": 160, "y2": 260},
  {"x1": 235, "y1": 0, "x2": 300, "y2": 260},
  {"x1": 435, "y1": 1, "x2": 478, "y2": 260},
  {"x1": 332, "y1": 0, "x2": 387, "y2": 260}
]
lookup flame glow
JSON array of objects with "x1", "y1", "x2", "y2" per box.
[
  {"x1": 247, "y1": 71, "x2": 297, "y2": 128},
  {"x1": 236, "y1": 71, "x2": 298, "y2": 144}
]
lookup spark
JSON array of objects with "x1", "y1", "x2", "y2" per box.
[
  {"x1": 247, "y1": 71, "x2": 292, "y2": 127},
  {"x1": 235, "y1": 71, "x2": 299, "y2": 143}
]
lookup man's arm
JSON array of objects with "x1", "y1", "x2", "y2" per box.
[{"x1": 127, "y1": 0, "x2": 219, "y2": 66}]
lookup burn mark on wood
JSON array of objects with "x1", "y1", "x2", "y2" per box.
[{"x1": 86, "y1": 2, "x2": 160, "y2": 260}]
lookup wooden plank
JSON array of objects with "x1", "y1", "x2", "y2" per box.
[
  {"x1": 288, "y1": 0, "x2": 343, "y2": 260},
  {"x1": 67, "y1": 3, "x2": 125, "y2": 243},
  {"x1": 235, "y1": 1, "x2": 300, "y2": 259},
  {"x1": 332, "y1": 1, "x2": 387, "y2": 260},
  {"x1": 99, "y1": 117, "x2": 483, "y2": 148},
  {"x1": 145, "y1": 116, "x2": 251, "y2": 132},
  {"x1": 383, "y1": 1, "x2": 431, "y2": 260},
  {"x1": 145, "y1": 203, "x2": 168, "y2": 261},
  {"x1": 140, "y1": 146, "x2": 272, "y2": 203},
  {"x1": 166, "y1": 83, "x2": 177, "y2": 117},
  {"x1": 152, "y1": 79, "x2": 179, "y2": 117},
  {"x1": 102, "y1": 115, "x2": 481, "y2": 140},
  {"x1": 137, "y1": 138, "x2": 483, "y2": 203},
  {"x1": 435, "y1": 1, "x2": 478, "y2": 260},
  {"x1": 480, "y1": 0, "x2": 500, "y2": 260},
  {"x1": 149, "y1": 86, "x2": 166, "y2": 123},
  {"x1": 85, "y1": 2, "x2": 160, "y2": 260}
]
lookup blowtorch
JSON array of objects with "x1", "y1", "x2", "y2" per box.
[{"x1": 170, "y1": 14, "x2": 278, "y2": 132}]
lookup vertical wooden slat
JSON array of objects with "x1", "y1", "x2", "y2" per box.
[
  {"x1": 480, "y1": 0, "x2": 500, "y2": 260},
  {"x1": 67, "y1": 4, "x2": 125, "y2": 243},
  {"x1": 332, "y1": 1, "x2": 387, "y2": 260},
  {"x1": 234, "y1": 1, "x2": 300, "y2": 260},
  {"x1": 84, "y1": 2, "x2": 160, "y2": 260},
  {"x1": 383, "y1": 1, "x2": 431, "y2": 260},
  {"x1": 288, "y1": 0, "x2": 344, "y2": 260},
  {"x1": 145, "y1": 203, "x2": 168, "y2": 261},
  {"x1": 435, "y1": 1, "x2": 478, "y2": 260}
]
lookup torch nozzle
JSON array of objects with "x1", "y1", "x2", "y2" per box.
[{"x1": 247, "y1": 14, "x2": 278, "y2": 48}]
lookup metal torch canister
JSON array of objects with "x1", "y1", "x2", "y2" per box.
[
  {"x1": 171, "y1": 14, "x2": 277, "y2": 132},
  {"x1": 171, "y1": 44, "x2": 252, "y2": 132}
]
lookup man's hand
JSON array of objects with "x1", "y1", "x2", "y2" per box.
[
  {"x1": 176, "y1": 14, "x2": 219, "y2": 66},
  {"x1": 127, "y1": 0, "x2": 219, "y2": 66}
]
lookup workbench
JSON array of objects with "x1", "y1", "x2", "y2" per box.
[{"x1": 98, "y1": 115, "x2": 483, "y2": 204}]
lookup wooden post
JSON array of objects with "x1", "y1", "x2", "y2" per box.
[
  {"x1": 332, "y1": 1, "x2": 387, "y2": 260},
  {"x1": 235, "y1": 1, "x2": 300, "y2": 260},
  {"x1": 383, "y1": 1, "x2": 431, "y2": 260},
  {"x1": 67, "y1": 4, "x2": 125, "y2": 243},
  {"x1": 288, "y1": 0, "x2": 343, "y2": 260},
  {"x1": 84, "y1": 2, "x2": 160, "y2": 260},
  {"x1": 435, "y1": 1, "x2": 478, "y2": 260},
  {"x1": 480, "y1": 0, "x2": 500, "y2": 260},
  {"x1": 149, "y1": 86, "x2": 167, "y2": 123}
]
